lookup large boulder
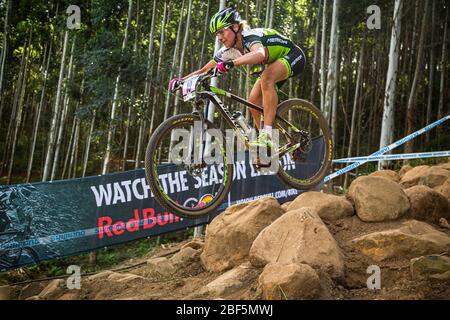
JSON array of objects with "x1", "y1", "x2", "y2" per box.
[
  {"x1": 435, "y1": 179, "x2": 450, "y2": 202},
  {"x1": 347, "y1": 176, "x2": 410, "y2": 222},
  {"x1": 286, "y1": 192, "x2": 354, "y2": 220},
  {"x1": 418, "y1": 167, "x2": 450, "y2": 189},
  {"x1": 400, "y1": 165, "x2": 430, "y2": 188},
  {"x1": 200, "y1": 262, "x2": 260, "y2": 298},
  {"x1": 404, "y1": 185, "x2": 450, "y2": 223},
  {"x1": 249, "y1": 208, "x2": 344, "y2": 278},
  {"x1": 281, "y1": 201, "x2": 292, "y2": 212},
  {"x1": 351, "y1": 220, "x2": 450, "y2": 261},
  {"x1": 410, "y1": 254, "x2": 450, "y2": 280},
  {"x1": 399, "y1": 165, "x2": 413, "y2": 178},
  {"x1": 200, "y1": 197, "x2": 284, "y2": 272},
  {"x1": 369, "y1": 170, "x2": 401, "y2": 183},
  {"x1": 257, "y1": 262, "x2": 322, "y2": 300}
]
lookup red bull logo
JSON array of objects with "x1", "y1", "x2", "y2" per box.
[{"x1": 183, "y1": 194, "x2": 214, "y2": 208}]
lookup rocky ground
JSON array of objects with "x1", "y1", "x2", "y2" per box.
[{"x1": 1, "y1": 161, "x2": 450, "y2": 300}]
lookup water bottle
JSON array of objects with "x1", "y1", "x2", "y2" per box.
[{"x1": 232, "y1": 111, "x2": 252, "y2": 137}]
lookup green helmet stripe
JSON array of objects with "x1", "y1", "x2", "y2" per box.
[{"x1": 210, "y1": 9, "x2": 237, "y2": 33}]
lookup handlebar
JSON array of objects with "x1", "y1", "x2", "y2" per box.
[{"x1": 170, "y1": 68, "x2": 219, "y2": 93}]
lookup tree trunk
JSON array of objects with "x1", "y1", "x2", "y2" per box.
[
  {"x1": 123, "y1": 0, "x2": 140, "y2": 171},
  {"x1": 320, "y1": 0, "x2": 328, "y2": 111},
  {"x1": 288, "y1": 0, "x2": 295, "y2": 98},
  {"x1": 173, "y1": 0, "x2": 193, "y2": 116},
  {"x1": 62, "y1": 116, "x2": 77, "y2": 179},
  {"x1": 63, "y1": 73, "x2": 84, "y2": 179},
  {"x1": 102, "y1": 0, "x2": 133, "y2": 176},
  {"x1": 51, "y1": 36, "x2": 76, "y2": 181},
  {"x1": 379, "y1": 0, "x2": 402, "y2": 170},
  {"x1": 310, "y1": 0, "x2": 322, "y2": 104},
  {"x1": 1, "y1": 37, "x2": 27, "y2": 176},
  {"x1": 437, "y1": 8, "x2": 448, "y2": 122},
  {"x1": 6, "y1": 29, "x2": 32, "y2": 184},
  {"x1": 324, "y1": 0, "x2": 339, "y2": 124},
  {"x1": 0, "y1": 0, "x2": 10, "y2": 125},
  {"x1": 82, "y1": 111, "x2": 96, "y2": 178},
  {"x1": 68, "y1": 118, "x2": 80, "y2": 178},
  {"x1": 149, "y1": 0, "x2": 168, "y2": 137},
  {"x1": 425, "y1": 0, "x2": 436, "y2": 144},
  {"x1": 135, "y1": 0, "x2": 157, "y2": 169},
  {"x1": 268, "y1": 0, "x2": 275, "y2": 28},
  {"x1": 42, "y1": 30, "x2": 69, "y2": 182},
  {"x1": 199, "y1": 0, "x2": 211, "y2": 68},
  {"x1": 405, "y1": 0, "x2": 429, "y2": 154},
  {"x1": 265, "y1": 0, "x2": 270, "y2": 27},
  {"x1": 164, "y1": 0, "x2": 186, "y2": 120},
  {"x1": 331, "y1": 27, "x2": 340, "y2": 147},
  {"x1": 27, "y1": 42, "x2": 52, "y2": 182},
  {"x1": 344, "y1": 45, "x2": 364, "y2": 189}
]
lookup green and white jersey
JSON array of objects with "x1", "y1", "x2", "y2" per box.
[
  {"x1": 212, "y1": 28, "x2": 298, "y2": 65},
  {"x1": 211, "y1": 28, "x2": 305, "y2": 81},
  {"x1": 241, "y1": 28, "x2": 297, "y2": 64}
]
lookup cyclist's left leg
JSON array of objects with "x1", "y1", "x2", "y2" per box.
[{"x1": 260, "y1": 60, "x2": 290, "y2": 127}]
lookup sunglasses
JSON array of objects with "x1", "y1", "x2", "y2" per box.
[{"x1": 215, "y1": 26, "x2": 233, "y2": 37}]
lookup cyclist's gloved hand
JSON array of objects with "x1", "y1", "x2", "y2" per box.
[
  {"x1": 216, "y1": 61, "x2": 234, "y2": 74},
  {"x1": 169, "y1": 77, "x2": 182, "y2": 91}
]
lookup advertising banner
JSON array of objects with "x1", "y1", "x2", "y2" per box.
[{"x1": 0, "y1": 151, "x2": 322, "y2": 271}]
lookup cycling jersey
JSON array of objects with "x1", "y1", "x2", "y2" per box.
[{"x1": 212, "y1": 28, "x2": 306, "y2": 80}]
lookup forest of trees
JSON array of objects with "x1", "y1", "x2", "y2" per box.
[{"x1": 0, "y1": 0, "x2": 448, "y2": 186}]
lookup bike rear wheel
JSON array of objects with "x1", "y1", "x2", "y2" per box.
[
  {"x1": 145, "y1": 113, "x2": 234, "y2": 218},
  {"x1": 275, "y1": 99, "x2": 333, "y2": 189}
]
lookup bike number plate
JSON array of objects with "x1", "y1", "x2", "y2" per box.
[{"x1": 182, "y1": 75, "x2": 200, "y2": 102}]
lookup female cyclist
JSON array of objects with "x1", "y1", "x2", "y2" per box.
[{"x1": 170, "y1": 7, "x2": 306, "y2": 148}]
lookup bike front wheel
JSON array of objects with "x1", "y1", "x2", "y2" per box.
[
  {"x1": 145, "y1": 113, "x2": 234, "y2": 218},
  {"x1": 275, "y1": 99, "x2": 333, "y2": 189}
]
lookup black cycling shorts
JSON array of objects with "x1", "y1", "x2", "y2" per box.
[{"x1": 253, "y1": 46, "x2": 306, "y2": 89}]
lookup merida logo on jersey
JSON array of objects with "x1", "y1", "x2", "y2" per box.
[{"x1": 267, "y1": 38, "x2": 288, "y2": 45}]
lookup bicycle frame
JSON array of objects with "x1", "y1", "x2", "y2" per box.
[{"x1": 195, "y1": 85, "x2": 304, "y2": 159}]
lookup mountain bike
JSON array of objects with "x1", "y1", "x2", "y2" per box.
[{"x1": 144, "y1": 69, "x2": 332, "y2": 218}]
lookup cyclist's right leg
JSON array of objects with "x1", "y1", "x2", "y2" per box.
[{"x1": 247, "y1": 79, "x2": 263, "y2": 128}]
